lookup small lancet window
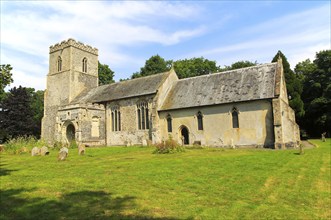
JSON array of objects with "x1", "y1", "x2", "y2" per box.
[
  {"x1": 137, "y1": 101, "x2": 149, "y2": 130},
  {"x1": 82, "y1": 57, "x2": 87, "y2": 73},
  {"x1": 57, "y1": 56, "x2": 62, "y2": 72},
  {"x1": 167, "y1": 114, "x2": 172, "y2": 133},
  {"x1": 111, "y1": 106, "x2": 121, "y2": 131},
  {"x1": 232, "y1": 107, "x2": 239, "y2": 128},
  {"x1": 137, "y1": 109, "x2": 141, "y2": 130},
  {"x1": 197, "y1": 111, "x2": 203, "y2": 130}
]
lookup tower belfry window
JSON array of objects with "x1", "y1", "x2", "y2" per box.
[
  {"x1": 82, "y1": 57, "x2": 87, "y2": 73},
  {"x1": 57, "y1": 56, "x2": 62, "y2": 72}
]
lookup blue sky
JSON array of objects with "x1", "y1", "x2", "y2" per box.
[{"x1": 1, "y1": 1, "x2": 330, "y2": 91}]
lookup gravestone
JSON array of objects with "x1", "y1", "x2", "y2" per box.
[
  {"x1": 322, "y1": 132, "x2": 326, "y2": 142},
  {"x1": 58, "y1": 147, "x2": 69, "y2": 161},
  {"x1": 40, "y1": 146, "x2": 49, "y2": 156},
  {"x1": 78, "y1": 144, "x2": 85, "y2": 155},
  {"x1": 31, "y1": 147, "x2": 40, "y2": 156}
]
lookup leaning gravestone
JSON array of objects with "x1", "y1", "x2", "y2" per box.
[
  {"x1": 321, "y1": 132, "x2": 326, "y2": 142},
  {"x1": 31, "y1": 147, "x2": 40, "y2": 156},
  {"x1": 58, "y1": 147, "x2": 69, "y2": 161},
  {"x1": 40, "y1": 146, "x2": 49, "y2": 156},
  {"x1": 78, "y1": 144, "x2": 85, "y2": 155}
]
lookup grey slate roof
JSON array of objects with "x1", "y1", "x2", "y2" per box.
[
  {"x1": 160, "y1": 63, "x2": 278, "y2": 111},
  {"x1": 71, "y1": 71, "x2": 170, "y2": 104}
]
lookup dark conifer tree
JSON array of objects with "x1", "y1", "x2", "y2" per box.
[{"x1": 0, "y1": 86, "x2": 35, "y2": 139}]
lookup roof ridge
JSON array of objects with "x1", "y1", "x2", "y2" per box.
[{"x1": 111, "y1": 70, "x2": 170, "y2": 86}]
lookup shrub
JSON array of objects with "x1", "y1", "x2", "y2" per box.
[
  {"x1": 3, "y1": 136, "x2": 45, "y2": 154},
  {"x1": 153, "y1": 137, "x2": 185, "y2": 154}
]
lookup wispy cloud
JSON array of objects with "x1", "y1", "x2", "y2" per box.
[
  {"x1": 1, "y1": 1, "x2": 205, "y2": 90},
  {"x1": 187, "y1": 4, "x2": 330, "y2": 67},
  {"x1": 1, "y1": 1, "x2": 329, "y2": 90}
]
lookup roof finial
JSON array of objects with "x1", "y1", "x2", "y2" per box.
[{"x1": 277, "y1": 51, "x2": 283, "y2": 64}]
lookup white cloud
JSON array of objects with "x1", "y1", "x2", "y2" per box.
[
  {"x1": 1, "y1": 1, "x2": 329, "y2": 90},
  {"x1": 1, "y1": 1, "x2": 205, "y2": 89}
]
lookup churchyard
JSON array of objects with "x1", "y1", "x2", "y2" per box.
[{"x1": 0, "y1": 139, "x2": 330, "y2": 219}]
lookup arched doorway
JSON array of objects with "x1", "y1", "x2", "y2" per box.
[
  {"x1": 180, "y1": 126, "x2": 189, "y2": 145},
  {"x1": 66, "y1": 123, "x2": 76, "y2": 142}
]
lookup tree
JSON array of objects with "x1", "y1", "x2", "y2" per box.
[
  {"x1": 294, "y1": 59, "x2": 316, "y2": 81},
  {"x1": 0, "y1": 86, "x2": 35, "y2": 140},
  {"x1": 298, "y1": 50, "x2": 331, "y2": 137},
  {"x1": 27, "y1": 88, "x2": 44, "y2": 138},
  {"x1": 220, "y1": 60, "x2": 257, "y2": 71},
  {"x1": 132, "y1": 55, "x2": 172, "y2": 79},
  {"x1": 174, "y1": 57, "x2": 220, "y2": 79},
  {"x1": 272, "y1": 51, "x2": 305, "y2": 118},
  {"x1": 98, "y1": 62, "x2": 115, "y2": 85},
  {"x1": 0, "y1": 64, "x2": 13, "y2": 101}
]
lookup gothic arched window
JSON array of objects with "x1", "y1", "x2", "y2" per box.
[
  {"x1": 167, "y1": 114, "x2": 172, "y2": 133},
  {"x1": 57, "y1": 56, "x2": 62, "y2": 72},
  {"x1": 137, "y1": 101, "x2": 149, "y2": 130},
  {"x1": 197, "y1": 111, "x2": 203, "y2": 130},
  {"x1": 111, "y1": 106, "x2": 121, "y2": 131},
  {"x1": 82, "y1": 57, "x2": 87, "y2": 73},
  {"x1": 232, "y1": 107, "x2": 239, "y2": 128}
]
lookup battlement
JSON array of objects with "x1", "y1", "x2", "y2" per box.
[{"x1": 49, "y1": 38, "x2": 98, "y2": 55}]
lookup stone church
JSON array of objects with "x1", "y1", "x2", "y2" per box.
[{"x1": 41, "y1": 39, "x2": 300, "y2": 149}]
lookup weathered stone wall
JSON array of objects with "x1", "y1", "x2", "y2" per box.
[
  {"x1": 158, "y1": 100, "x2": 274, "y2": 147},
  {"x1": 272, "y1": 58, "x2": 300, "y2": 148},
  {"x1": 152, "y1": 70, "x2": 178, "y2": 144},
  {"x1": 105, "y1": 95, "x2": 155, "y2": 146},
  {"x1": 42, "y1": 39, "x2": 98, "y2": 143},
  {"x1": 56, "y1": 103, "x2": 105, "y2": 145}
]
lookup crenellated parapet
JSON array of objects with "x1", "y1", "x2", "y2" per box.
[{"x1": 49, "y1": 38, "x2": 98, "y2": 55}]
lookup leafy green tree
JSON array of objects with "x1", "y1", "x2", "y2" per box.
[
  {"x1": 132, "y1": 55, "x2": 172, "y2": 79},
  {"x1": 98, "y1": 62, "x2": 115, "y2": 85},
  {"x1": 220, "y1": 60, "x2": 257, "y2": 71},
  {"x1": 294, "y1": 59, "x2": 317, "y2": 81},
  {"x1": 0, "y1": 86, "x2": 35, "y2": 140},
  {"x1": 272, "y1": 51, "x2": 304, "y2": 118},
  {"x1": 0, "y1": 64, "x2": 13, "y2": 101},
  {"x1": 174, "y1": 57, "x2": 220, "y2": 79},
  {"x1": 298, "y1": 50, "x2": 331, "y2": 137},
  {"x1": 27, "y1": 88, "x2": 44, "y2": 138}
]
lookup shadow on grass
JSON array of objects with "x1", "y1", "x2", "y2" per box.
[
  {"x1": 0, "y1": 188, "x2": 178, "y2": 220},
  {"x1": 0, "y1": 163, "x2": 18, "y2": 176}
]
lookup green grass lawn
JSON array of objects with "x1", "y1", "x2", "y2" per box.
[{"x1": 0, "y1": 139, "x2": 330, "y2": 220}]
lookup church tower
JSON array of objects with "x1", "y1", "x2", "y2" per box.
[{"x1": 41, "y1": 39, "x2": 98, "y2": 143}]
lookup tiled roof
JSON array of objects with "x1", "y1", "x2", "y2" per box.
[{"x1": 160, "y1": 63, "x2": 278, "y2": 110}]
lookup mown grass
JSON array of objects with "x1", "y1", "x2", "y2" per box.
[{"x1": 0, "y1": 139, "x2": 330, "y2": 219}]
